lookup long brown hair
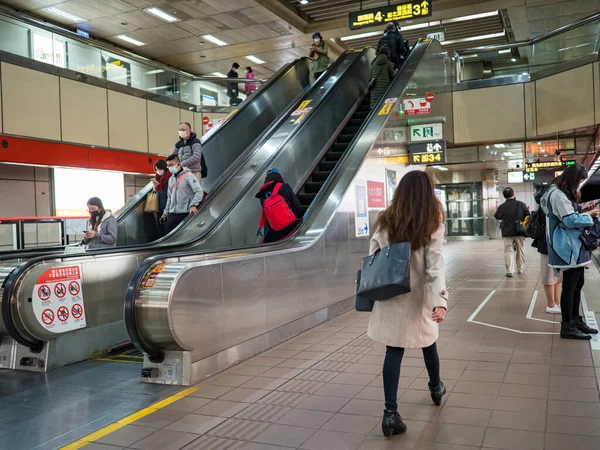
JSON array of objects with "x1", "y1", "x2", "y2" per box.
[
  {"x1": 375, "y1": 170, "x2": 443, "y2": 250},
  {"x1": 87, "y1": 197, "x2": 106, "y2": 231}
]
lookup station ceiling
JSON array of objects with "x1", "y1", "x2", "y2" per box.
[{"x1": 0, "y1": 0, "x2": 596, "y2": 77}]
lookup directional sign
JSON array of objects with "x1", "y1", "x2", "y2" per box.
[
  {"x1": 525, "y1": 160, "x2": 575, "y2": 173},
  {"x1": 409, "y1": 140, "x2": 446, "y2": 165},
  {"x1": 410, "y1": 123, "x2": 443, "y2": 142},
  {"x1": 349, "y1": 1, "x2": 432, "y2": 30},
  {"x1": 523, "y1": 173, "x2": 536, "y2": 181}
]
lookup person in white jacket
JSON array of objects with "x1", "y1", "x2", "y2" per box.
[{"x1": 367, "y1": 170, "x2": 448, "y2": 438}]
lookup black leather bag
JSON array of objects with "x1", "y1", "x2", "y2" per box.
[
  {"x1": 355, "y1": 270, "x2": 374, "y2": 312},
  {"x1": 357, "y1": 242, "x2": 411, "y2": 301}
]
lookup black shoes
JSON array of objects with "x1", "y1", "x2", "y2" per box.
[
  {"x1": 560, "y1": 321, "x2": 592, "y2": 340},
  {"x1": 574, "y1": 316, "x2": 598, "y2": 334},
  {"x1": 382, "y1": 410, "x2": 407, "y2": 437},
  {"x1": 429, "y1": 380, "x2": 446, "y2": 406}
]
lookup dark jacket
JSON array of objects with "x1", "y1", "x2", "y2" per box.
[
  {"x1": 154, "y1": 171, "x2": 171, "y2": 214},
  {"x1": 227, "y1": 69, "x2": 239, "y2": 98},
  {"x1": 310, "y1": 41, "x2": 329, "y2": 74},
  {"x1": 377, "y1": 30, "x2": 406, "y2": 68},
  {"x1": 494, "y1": 198, "x2": 530, "y2": 237},
  {"x1": 172, "y1": 132, "x2": 203, "y2": 174},
  {"x1": 370, "y1": 53, "x2": 395, "y2": 110},
  {"x1": 255, "y1": 181, "x2": 303, "y2": 243},
  {"x1": 532, "y1": 189, "x2": 548, "y2": 254}
]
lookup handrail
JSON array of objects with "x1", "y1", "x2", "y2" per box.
[{"x1": 458, "y1": 11, "x2": 600, "y2": 56}]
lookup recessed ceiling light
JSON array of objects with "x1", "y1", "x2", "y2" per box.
[
  {"x1": 300, "y1": 0, "x2": 309, "y2": 4},
  {"x1": 144, "y1": 7, "x2": 179, "y2": 23},
  {"x1": 442, "y1": 11, "x2": 498, "y2": 24},
  {"x1": 146, "y1": 69, "x2": 164, "y2": 75},
  {"x1": 537, "y1": 141, "x2": 542, "y2": 145},
  {"x1": 212, "y1": 72, "x2": 227, "y2": 78},
  {"x1": 522, "y1": 72, "x2": 529, "y2": 76},
  {"x1": 494, "y1": 144, "x2": 506, "y2": 149},
  {"x1": 204, "y1": 35, "x2": 228, "y2": 46},
  {"x1": 340, "y1": 30, "x2": 382, "y2": 41},
  {"x1": 45, "y1": 7, "x2": 85, "y2": 23},
  {"x1": 246, "y1": 55, "x2": 265, "y2": 64},
  {"x1": 117, "y1": 35, "x2": 145, "y2": 46},
  {"x1": 436, "y1": 166, "x2": 449, "y2": 171}
]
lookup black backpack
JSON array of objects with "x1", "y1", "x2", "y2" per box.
[
  {"x1": 200, "y1": 154, "x2": 208, "y2": 178},
  {"x1": 527, "y1": 208, "x2": 546, "y2": 240}
]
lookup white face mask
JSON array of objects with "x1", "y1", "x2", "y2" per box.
[
  {"x1": 168, "y1": 166, "x2": 179, "y2": 174},
  {"x1": 156, "y1": 169, "x2": 164, "y2": 176},
  {"x1": 245, "y1": 70, "x2": 249, "y2": 74},
  {"x1": 314, "y1": 38, "x2": 320, "y2": 43},
  {"x1": 178, "y1": 130, "x2": 187, "y2": 139}
]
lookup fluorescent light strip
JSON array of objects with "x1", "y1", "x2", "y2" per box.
[
  {"x1": 441, "y1": 31, "x2": 505, "y2": 46},
  {"x1": 144, "y1": 7, "x2": 179, "y2": 23},
  {"x1": 212, "y1": 72, "x2": 227, "y2": 78},
  {"x1": 45, "y1": 7, "x2": 85, "y2": 23},
  {"x1": 340, "y1": 30, "x2": 382, "y2": 42},
  {"x1": 146, "y1": 69, "x2": 165, "y2": 75},
  {"x1": 498, "y1": 49, "x2": 511, "y2": 54},
  {"x1": 246, "y1": 55, "x2": 265, "y2": 64},
  {"x1": 204, "y1": 35, "x2": 228, "y2": 46},
  {"x1": 117, "y1": 35, "x2": 145, "y2": 46},
  {"x1": 442, "y1": 11, "x2": 499, "y2": 24}
]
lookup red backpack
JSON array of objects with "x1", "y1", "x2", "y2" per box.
[{"x1": 259, "y1": 183, "x2": 297, "y2": 231}]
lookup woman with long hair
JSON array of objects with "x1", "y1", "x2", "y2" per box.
[
  {"x1": 83, "y1": 197, "x2": 117, "y2": 249},
  {"x1": 541, "y1": 164, "x2": 599, "y2": 339},
  {"x1": 368, "y1": 170, "x2": 448, "y2": 437}
]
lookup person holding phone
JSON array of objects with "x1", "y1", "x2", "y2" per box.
[{"x1": 83, "y1": 197, "x2": 117, "y2": 249}]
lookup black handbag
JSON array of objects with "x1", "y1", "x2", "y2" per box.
[
  {"x1": 515, "y1": 220, "x2": 528, "y2": 237},
  {"x1": 357, "y1": 242, "x2": 411, "y2": 301},
  {"x1": 355, "y1": 270, "x2": 374, "y2": 312}
]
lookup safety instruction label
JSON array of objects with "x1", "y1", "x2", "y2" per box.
[
  {"x1": 378, "y1": 98, "x2": 397, "y2": 115},
  {"x1": 143, "y1": 263, "x2": 168, "y2": 289},
  {"x1": 32, "y1": 265, "x2": 86, "y2": 333}
]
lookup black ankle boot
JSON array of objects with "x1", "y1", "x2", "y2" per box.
[
  {"x1": 382, "y1": 410, "x2": 407, "y2": 437},
  {"x1": 429, "y1": 380, "x2": 446, "y2": 406},
  {"x1": 561, "y1": 321, "x2": 592, "y2": 340},
  {"x1": 574, "y1": 316, "x2": 598, "y2": 334}
]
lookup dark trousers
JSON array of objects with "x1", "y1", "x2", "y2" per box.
[
  {"x1": 561, "y1": 267, "x2": 585, "y2": 323},
  {"x1": 314, "y1": 71, "x2": 324, "y2": 82},
  {"x1": 383, "y1": 343, "x2": 440, "y2": 411},
  {"x1": 165, "y1": 213, "x2": 188, "y2": 235}
]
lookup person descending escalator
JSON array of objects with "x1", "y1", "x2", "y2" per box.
[
  {"x1": 152, "y1": 159, "x2": 171, "y2": 238},
  {"x1": 245, "y1": 66, "x2": 257, "y2": 95},
  {"x1": 227, "y1": 62, "x2": 241, "y2": 106},
  {"x1": 370, "y1": 46, "x2": 396, "y2": 110},
  {"x1": 83, "y1": 197, "x2": 117, "y2": 249},
  {"x1": 256, "y1": 168, "x2": 303, "y2": 243},
  {"x1": 172, "y1": 122, "x2": 207, "y2": 182},
  {"x1": 310, "y1": 32, "x2": 329, "y2": 82}
]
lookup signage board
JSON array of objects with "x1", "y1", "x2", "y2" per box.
[
  {"x1": 403, "y1": 98, "x2": 431, "y2": 115},
  {"x1": 76, "y1": 29, "x2": 90, "y2": 38},
  {"x1": 378, "y1": 98, "x2": 398, "y2": 115},
  {"x1": 426, "y1": 30, "x2": 444, "y2": 41},
  {"x1": 349, "y1": 1, "x2": 432, "y2": 30},
  {"x1": 507, "y1": 171, "x2": 524, "y2": 183},
  {"x1": 410, "y1": 123, "x2": 443, "y2": 142},
  {"x1": 408, "y1": 140, "x2": 446, "y2": 165},
  {"x1": 355, "y1": 179, "x2": 369, "y2": 237},
  {"x1": 523, "y1": 173, "x2": 536, "y2": 181},
  {"x1": 367, "y1": 181, "x2": 385, "y2": 208},
  {"x1": 525, "y1": 160, "x2": 575, "y2": 173}
]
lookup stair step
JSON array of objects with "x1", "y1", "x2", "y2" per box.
[
  {"x1": 342, "y1": 126, "x2": 360, "y2": 135},
  {"x1": 312, "y1": 171, "x2": 330, "y2": 182},
  {"x1": 337, "y1": 134, "x2": 355, "y2": 143},
  {"x1": 353, "y1": 111, "x2": 369, "y2": 120},
  {"x1": 349, "y1": 119, "x2": 364, "y2": 128},
  {"x1": 331, "y1": 143, "x2": 349, "y2": 153},
  {"x1": 319, "y1": 161, "x2": 336, "y2": 171},
  {"x1": 298, "y1": 193, "x2": 317, "y2": 205},
  {"x1": 326, "y1": 151, "x2": 345, "y2": 162},
  {"x1": 304, "y1": 182, "x2": 324, "y2": 193}
]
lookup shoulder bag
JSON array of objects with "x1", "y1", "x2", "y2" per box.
[{"x1": 356, "y1": 242, "x2": 411, "y2": 302}]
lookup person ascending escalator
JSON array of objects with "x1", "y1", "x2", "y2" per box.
[
  {"x1": 370, "y1": 46, "x2": 396, "y2": 110},
  {"x1": 377, "y1": 22, "x2": 407, "y2": 69}
]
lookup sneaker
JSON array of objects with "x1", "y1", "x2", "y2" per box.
[
  {"x1": 506, "y1": 273, "x2": 513, "y2": 278},
  {"x1": 546, "y1": 305, "x2": 561, "y2": 314}
]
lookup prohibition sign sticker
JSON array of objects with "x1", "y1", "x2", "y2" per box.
[
  {"x1": 57, "y1": 306, "x2": 69, "y2": 322},
  {"x1": 69, "y1": 281, "x2": 81, "y2": 296},
  {"x1": 71, "y1": 303, "x2": 83, "y2": 319},
  {"x1": 38, "y1": 285, "x2": 51, "y2": 301},
  {"x1": 41, "y1": 309, "x2": 54, "y2": 325},
  {"x1": 54, "y1": 283, "x2": 67, "y2": 299}
]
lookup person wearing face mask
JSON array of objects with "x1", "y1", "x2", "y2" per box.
[
  {"x1": 151, "y1": 159, "x2": 171, "y2": 238},
  {"x1": 310, "y1": 32, "x2": 329, "y2": 82},
  {"x1": 172, "y1": 122, "x2": 206, "y2": 182},
  {"x1": 245, "y1": 66, "x2": 257, "y2": 95},
  {"x1": 161, "y1": 154, "x2": 204, "y2": 235},
  {"x1": 227, "y1": 62, "x2": 241, "y2": 106},
  {"x1": 83, "y1": 197, "x2": 117, "y2": 249}
]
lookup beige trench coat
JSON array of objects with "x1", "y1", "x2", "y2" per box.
[{"x1": 367, "y1": 224, "x2": 448, "y2": 349}]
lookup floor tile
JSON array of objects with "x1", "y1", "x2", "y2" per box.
[
  {"x1": 300, "y1": 429, "x2": 366, "y2": 450},
  {"x1": 482, "y1": 427, "x2": 544, "y2": 450},
  {"x1": 252, "y1": 424, "x2": 315, "y2": 447},
  {"x1": 435, "y1": 406, "x2": 491, "y2": 427},
  {"x1": 544, "y1": 433, "x2": 600, "y2": 450},
  {"x1": 96, "y1": 425, "x2": 156, "y2": 447},
  {"x1": 489, "y1": 410, "x2": 546, "y2": 432},
  {"x1": 189, "y1": 385, "x2": 234, "y2": 400},
  {"x1": 322, "y1": 413, "x2": 380, "y2": 434},
  {"x1": 129, "y1": 429, "x2": 199, "y2": 450},
  {"x1": 419, "y1": 422, "x2": 486, "y2": 447},
  {"x1": 276, "y1": 408, "x2": 334, "y2": 428},
  {"x1": 132, "y1": 410, "x2": 188, "y2": 429},
  {"x1": 241, "y1": 377, "x2": 288, "y2": 390},
  {"x1": 180, "y1": 436, "x2": 245, "y2": 450},
  {"x1": 546, "y1": 414, "x2": 600, "y2": 436},
  {"x1": 193, "y1": 400, "x2": 251, "y2": 418},
  {"x1": 208, "y1": 418, "x2": 270, "y2": 440},
  {"x1": 164, "y1": 414, "x2": 226, "y2": 434},
  {"x1": 162, "y1": 397, "x2": 212, "y2": 413},
  {"x1": 295, "y1": 394, "x2": 351, "y2": 412},
  {"x1": 314, "y1": 383, "x2": 363, "y2": 398},
  {"x1": 340, "y1": 399, "x2": 382, "y2": 417},
  {"x1": 219, "y1": 388, "x2": 270, "y2": 403}
]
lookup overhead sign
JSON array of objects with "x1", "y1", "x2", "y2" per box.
[
  {"x1": 410, "y1": 123, "x2": 443, "y2": 142},
  {"x1": 426, "y1": 30, "x2": 445, "y2": 42},
  {"x1": 76, "y1": 29, "x2": 90, "y2": 39},
  {"x1": 507, "y1": 171, "x2": 524, "y2": 183},
  {"x1": 409, "y1": 140, "x2": 446, "y2": 165},
  {"x1": 403, "y1": 98, "x2": 431, "y2": 115},
  {"x1": 523, "y1": 173, "x2": 536, "y2": 181},
  {"x1": 378, "y1": 98, "x2": 398, "y2": 115},
  {"x1": 349, "y1": 1, "x2": 432, "y2": 30},
  {"x1": 32, "y1": 265, "x2": 86, "y2": 333},
  {"x1": 525, "y1": 160, "x2": 575, "y2": 173}
]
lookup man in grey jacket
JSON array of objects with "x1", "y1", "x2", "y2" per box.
[
  {"x1": 172, "y1": 122, "x2": 204, "y2": 181},
  {"x1": 161, "y1": 154, "x2": 204, "y2": 235}
]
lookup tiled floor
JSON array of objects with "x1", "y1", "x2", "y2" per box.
[{"x1": 4, "y1": 241, "x2": 600, "y2": 450}]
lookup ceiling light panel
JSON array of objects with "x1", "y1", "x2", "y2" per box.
[
  {"x1": 144, "y1": 7, "x2": 179, "y2": 23},
  {"x1": 441, "y1": 31, "x2": 505, "y2": 46},
  {"x1": 204, "y1": 35, "x2": 228, "y2": 46},
  {"x1": 212, "y1": 72, "x2": 227, "y2": 78},
  {"x1": 117, "y1": 35, "x2": 145, "y2": 46},
  {"x1": 45, "y1": 7, "x2": 85, "y2": 23},
  {"x1": 442, "y1": 11, "x2": 499, "y2": 24},
  {"x1": 246, "y1": 55, "x2": 266, "y2": 64}
]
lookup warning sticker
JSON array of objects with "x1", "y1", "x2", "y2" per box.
[
  {"x1": 378, "y1": 98, "x2": 398, "y2": 116},
  {"x1": 32, "y1": 265, "x2": 86, "y2": 333},
  {"x1": 143, "y1": 263, "x2": 168, "y2": 289}
]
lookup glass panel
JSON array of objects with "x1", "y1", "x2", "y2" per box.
[
  {"x1": 479, "y1": 142, "x2": 524, "y2": 162},
  {"x1": 0, "y1": 17, "x2": 31, "y2": 58},
  {"x1": 446, "y1": 146, "x2": 478, "y2": 163},
  {"x1": 525, "y1": 139, "x2": 575, "y2": 158},
  {"x1": 437, "y1": 182, "x2": 485, "y2": 236},
  {"x1": 65, "y1": 38, "x2": 103, "y2": 78},
  {"x1": 33, "y1": 31, "x2": 54, "y2": 65},
  {"x1": 52, "y1": 34, "x2": 66, "y2": 68}
]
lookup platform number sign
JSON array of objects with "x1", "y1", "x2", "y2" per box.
[
  {"x1": 349, "y1": 1, "x2": 432, "y2": 30},
  {"x1": 32, "y1": 265, "x2": 86, "y2": 333},
  {"x1": 409, "y1": 141, "x2": 446, "y2": 165}
]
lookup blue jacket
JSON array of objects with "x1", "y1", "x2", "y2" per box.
[{"x1": 541, "y1": 185, "x2": 592, "y2": 269}]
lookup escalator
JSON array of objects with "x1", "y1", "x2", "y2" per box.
[
  {"x1": 0, "y1": 49, "x2": 375, "y2": 371},
  {"x1": 119, "y1": 39, "x2": 449, "y2": 384}
]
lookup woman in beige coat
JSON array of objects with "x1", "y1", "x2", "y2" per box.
[{"x1": 367, "y1": 170, "x2": 448, "y2": 437}]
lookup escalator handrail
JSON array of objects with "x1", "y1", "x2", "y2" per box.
[
  {"x1": 125, "y1": 42, "x2": 431, "y2": 359},
  {"x1": 2, "y1": 49, "x2": 365, "y2": 350}
]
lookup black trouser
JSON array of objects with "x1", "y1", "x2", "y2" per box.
[
  {"x1": 561, "y1": 267, "x2": 585, "y2": 323},
  {"x1": 383, "y1": 343, "x2": 440, "y2": 412},
  {"x1": 314, "y1": 71, "x2": 324, "y2": 82},
  {"x1": 164, "y1": 213, "x2": 188, "y2": 235}
]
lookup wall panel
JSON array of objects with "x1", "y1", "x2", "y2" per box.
[
  {"x1": 60, "y1": 78, "x2": 108, "y2": 147},
  {"x1": 524, "y1": 82, "x2": 537, "y2": 139},
  {"x1": 180, "y1": 109, "x2": 194, "y2": 128},
  {"x1": 536, "y1": 65, "x2": 594, "y2": 136},
  {"x1": 1, "y1": 62, "x2": 60, "y2": 140},
  {"x1": 453, "y1": 84, "x2": 525, "y2": 143},
  {"x1": 107, "y1": 91, "x2": 148, "y2": 153},
  {"x1": 147, "y1": 101, "x2": 180, "y2": 155}
]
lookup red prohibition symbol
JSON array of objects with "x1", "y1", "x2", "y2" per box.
[
  {"x1": 57, "y1": 306, "x2": 69, "y2": 322},
  {"x1": 71, "y1": 303, "x2": 83, "y2": 319},
  {"x1": 41, "y1": 309, "x2": 54, "y2": 325},
  {"x1": 38, "y1": 285, "x2": 51, "y2": 301},
  {"x1": 54, "y1": 283, "x2": 67, "y2": 299},
  {"x1": 69, "y1": 281, "x2": 81, "y2": 296}
]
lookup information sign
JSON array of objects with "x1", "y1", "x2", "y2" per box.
[
  {"x1": 525, "y1": 160, "x2": 575, "y2": 173},
  {"x1": 349, "y1": 1, "x2": 432, "y2": 30},
  {"x1": 403, "y1": 98, "x2": 431, "y2": 115},
  {"x1": 409, "y1": 140, "x2": 446, "y2": 165},
  {"x1": 410, "y1": 123, "x2": 442, "y2": 142}
]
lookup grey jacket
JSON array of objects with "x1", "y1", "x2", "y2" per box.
[
  {"x1": 172, "y1": 132, "x2": 203, "y2": 174},
  {"x1": 165, "y1": 168, "x2": 204, "y2": 215},
  {"x1": 83, "y1": 212, "x2": 117, "y2": 249}
]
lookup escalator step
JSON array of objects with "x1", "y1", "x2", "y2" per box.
[
  {"x1": 353, "y1": 111, "x2": 369, "y2": 120},
  {"x1": 320, "y1": 161, "x2": 336, "y2": 171},
  {"x1": 304, "y1": 182, "x2": 324, "y2": 193},
  {"x1": 349, "y1": 119, "x2": 364, "y2": 128},
  {"x1": 326, "y1": 151, "x2": 345, "y2": 162},
  {"x1": 331, "y1": 143, "x2": 349, "y2": 153},
  {"x1": 337, "y1": 134, "x2": 355, "y2": 143},
  {"x1": 343, "y1": 126, "x2": 360, "y2": 135},
  {"x1": 300, "y1": 206, "x2": 309, "y2": 216},
  {"x1": 312, "y1": 171, "x2": 330, "y2": 182},
  {"x1": 298, "y1": 193, "x2": 317, "y2": 204}
]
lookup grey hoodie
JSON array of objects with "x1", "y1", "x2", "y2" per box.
[
  {"x1": 83, "y1": 211, "x2": 117, "y2": 249},
  {"x1": 165, "y1": 168, "x2": 204, "y2": 215}
]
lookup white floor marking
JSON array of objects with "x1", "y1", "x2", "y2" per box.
[
  {"x1": 582, "y1": 291, "x2": 600, "y2": 350},
  {"x1": 525, "y1": 290, "x2": 556, "y2": 324},
  {"x1": 467, "y1": 290, "x2": 496, "y2": 322}
]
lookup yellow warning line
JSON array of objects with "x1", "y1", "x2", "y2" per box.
[
  {"x1": 60, "y1": 386, "x2": 198, "y2": 450},
  {"x1": 92, "y1": 357, "x2": 140, "y2": 364}
]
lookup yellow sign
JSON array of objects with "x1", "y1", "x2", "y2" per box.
[
  {"x1": 378, "y1": 98, "x2": 398, "y2": 116},
  {"x1": 412, "y1": 152, "x2": 442, "y2": 164},
  {"x1": 298, "y1": 100, "x2": 312, "y2": 110},
  {"x1": 349, "y1": 1, "x2": 432, "y2": 30},
  {"x1": 226, "y1": 109, "x2": 238, "y2": 120},
  {"x1": 383, "y1": 156, "x2": 409, "y2": 164},
  {"x1": 525, "y1": 160, "x2": 575, "y2": 173}
]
